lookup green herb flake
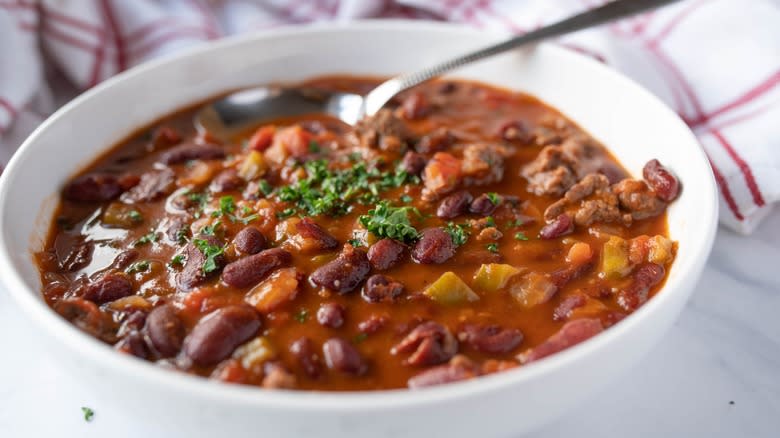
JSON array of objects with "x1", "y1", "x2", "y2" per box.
[
  {"x1": 347, "y1": 238, "x2": 363, "y2": 247},
  {"x1": 193, "y1": 239, "x2": 225, "y2": 274},
  {"x1": 81, "y1": 407, "x2": 94, "y2": 422},
  {"x1": 308, "y1": 140, "x2": 321, "y2": 153},
  {"x1": 169, "y1": 254, "x2": 185, "y2": 268},
  {"x1": 487, "y1": 192, "x2": 501, "y2": 205},
  {"x1": 485, "y1": 216, "x2": 496, "y2": 228},
  {"x1": 444, "y1": 222, "x2": 470, "y2": 247},
  {"x1": 514, "y1": 231, "x2": 529, "y2": 241},
  {"x1": 125, "y1": 260, "x2": 151, "y2": 274},
  {"x1": 128, "y1": 210, "x2": 143, "y2": 222},
  {"x1": 276, "y1": 208, "x2": 297, "y2": 219},
  {"x1": 293, "y1": 309, "x2": 308, "y2": 323},
  {"x1": 219, "y1": 196, "x2": 236, "y2": 216},
  {"x1": 486, "y1": 243, "x2": 499, "y2": 253},
  {"x1": 258, "y1": 180, "x2": 274, "y2": 197},
  {"x1": 400, "y1": 194, "x2": 413, "y2": 203},
  {"x1": 134, "y1": 231, "x2": 158, "y2": 246},
  {"x1": 358, "y1": 201, "x2": 420, "y2": 243},
  {"x1": 200, "y1": 220, "x2": 221, "y2": 236},
  {"x1": 353, "y1": 333, "x2": 368, "y2": 344},
  {"x1": 506, "y1": 218, "x2": 525, "y2": 229}
]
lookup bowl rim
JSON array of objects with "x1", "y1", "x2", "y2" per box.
[{"x1": 0, "y1": 20, "x2": 718, "y2": 411}]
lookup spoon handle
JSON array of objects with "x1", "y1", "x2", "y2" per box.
[{"x1": 363, "y1": 0, "x2": 681, "y2": 116}]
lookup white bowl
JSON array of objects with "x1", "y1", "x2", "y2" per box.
[{"x1": 0, "y1": 21, "x2": 717, "y2": 437}]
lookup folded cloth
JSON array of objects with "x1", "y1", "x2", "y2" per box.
[{"x1": 0, "y1": 0, "x2": 777, "y2": 233}]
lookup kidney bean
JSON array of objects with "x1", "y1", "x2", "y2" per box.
[
  {"x1": 159, "y1": 142, "x2": 225, "y2": 165},
  {"x1": 643, "y1": 159, "x2": 680, "y2": 202},
  {"x1": 83, "y1": 273, "x2": 134, "y2": 305},
  {"x1": 400, "y1": 92, "x2": 432, "y2": 120},
  {"x1": 517, "y1": 318, "x2": 603, "y2": 364},
  {"x1": 391, "y1": 321, "x2": 458, "y2": 366},
  {"x1": 120, "y1": 168, "x2": 176, "y2": 203},
  {"x1": 362, "y1": 274, "x2": 404, "y2": 303},
  {"x1": 457, "y1": 324, "x2": 523, "y2": 354},
  {"x1": 322, "y1": 338, "x2": 366, "y2": 375},
  {"x1": 221, "y1": 247, "x2": 291, "y2": 288},
  {"x1": 437, "y1": 191, "x2": 473, "y2": 219},
  {"x1": 407, "y1": 355, "x2": 478, "y2": 389},
  {"x1": 358, "y1": 314, "x2": 389, "y2": 334},
  {"x1": 438, "y1": 81, "x2": 457, "y2": 94},
  {"x1": 63, "y1": 173, "x2": 123, "y2": 202},
  {"x1": 210, "y1": 168, "x2": 244, "y2": 193},
  {"x1": 232, "y1": 227, "x2": 267, "y2": 255},
  {"x1": 412, "y1": 228, "x2": 455, "y2": 264},
  {"x1": 54, "y1": 298, "x2": 116, "y2": 342},
  {"x1": 290, "y1": 337, "x2": 323, "y2": 379},
  {"x1": 110, "y1": 249, "x2": 139, "y2": 270},
  {"x1": 616, "y1": 263, "x2": 666, "y2": 311},
  {"x1": 166, "y1": 217, "x2": 190, "y2": 244},
  {"x1": 60, "y1": 241, "x2": 94, "y2": 272},
  {"x1": 115, "y1": 330, "x2": 149, "y2": 359},
  {"x1": 416, "y1": 127, "x2": 454, "y2": 153},
  {"x1": 317, "y1": 302, "x2": 345, "y2": 328},
  {"x1": 469, "y1": 193, "x2": 500, "y2": 216},
  {"x1": 296, "y1": 218, "x2": 339, "y2": 250},
  {"x1": 367, "y1": 239, "x2": 405, "y2": 271},
  {"x1": 539, "y1": 213, "x2": 574, "y2": 240},
  {"x1": 552, "y1": 294, "x2": 587, "y2": 321},
  {"x1": 400, "y1": 151, "x2": 426, "y2": 176},
  {"x1": 177, "y1": 236, "x2": 226, "y2": 291},
  {"x1": 310, "y1": 244, "x2": 370, "y2": 293},
  {"x1": 183, "y1": 305, "x2": 261, "y2": 366},
  {"x1": 145, "y1": 304, "x2": 185, "y2": 357},
  {"x1": 120, "y1": 309, "x2": 148, "y2": 334},
  {"x1": 497, "y1": 119, "x2": 533, "y2": 143}
]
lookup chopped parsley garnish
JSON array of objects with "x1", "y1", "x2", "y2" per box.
[
  {"x1": 293, "y1": 309, "x2": 308, "y2": 323},
  {"x1": 200, "y1": 220, "x2": 221, "y2": 236},
  {"x1": 347, "y1": 238, "x2": 363, "y2": 247},
  {"x1": 169, "y1": 254, "x2": 185, "y2": 267},
  {"x1": 485, "y1": 216, "x2": 496, "y2": 228},
  {"x1": 486, "y1": 243, "x2": 499, "y2": 253},
  {"x1": 241, "y1": 205, "x2": 252, "y2": 215},
  {"x1": 353, "y1": 333, "x2": 368, "y2": 344},
  {"x1": 81, "y1": 407, "x2": 94, "y2": 422},
  {"x1": 444, "y1": 222, "x2": 470, "y2": 247},
  {"x1": 258, "y1": 180, "x2": 274, "y2": 196},
  {"x1": 358, "y1": 201, "x2": 420, "y2": 243},
  {"x1": 127, "y1": 210, "x2": 143, "y2": 222},
  {"x1": 276, "y1": 208, "x2": 297, "y2": 219},
  {"x1": 506, "y1": 218, "x2": 525, "y2": 229},
  {"x1": 193, "y1": 239, "x2": 225, "y2": 274},
  {"x1": 218, "y1": 196, "x2": 236, "y2": 216},
  {"x1": 187, "y1": 192, "x2": 208, "y2": 209},
  {"x1": 175, "y1": 228, "x2": 189, "y2": 245},
  {"x1": 125, "y1": 260, "x2": 150, "y2": 274},
  {"x1": 274, "y1": 159, "x2": 419, "y2": 218},
  {"x1": 514, "y1": 231, "x2": 529, "y2": 241},
  {"x1": 400, "y1": 194, "x2": 413, "y2": 203},
  {"x1": 134, "y1": 231, "x2": 158, "y2": 246},
  {"x1": 487, "y1": 192, "x2": 501, "y2": 205},
  {"x1": 308, "y1": 140, "x2": 321, "y2": 153}
]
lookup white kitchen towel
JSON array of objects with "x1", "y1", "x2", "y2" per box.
[{"x1": 0, "y1": 0, "x2": 778, "y2": 233}]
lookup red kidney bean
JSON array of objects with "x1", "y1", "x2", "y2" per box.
[
  {"x1": 166, "y1": 217, "x2": 190, "y2": 244},
  {"x1": 400, "y1": 92, "x2": 432, "y2": 120},
  {"x1": 407, "y1": 355, "x2": 478, "y2": 389},
  {"x1": 296, "y1": 218, "x2": 339, "y2": 250},
  {"x1": 221, "y1": 247, "x2": 291, "y2": 288},
  {"x1": 458, "y1": 324, "x2": 524, "y2": 354},
  {"x1": 358, "y1": 314, "x2": 389, "y2": 334},
  {"x1": 437, "y1": 191, "x2": 473, "y2": 219},
  {"x1": 469, "y1": 193, "x2": 500, "y2": 216},
  {"x1": 643, "y1": 159, "x2": 680, "y2": 202},
  {"x1": 63, "y1": 173, "x2": 124, "y2": 202},
  {"x1": 598, "y1": 162, "x2": 628, "y2": 184},
  {"x1": 552, "y1": 294, "x2": 588, "y2": 321},
  {"x1": 362, "y1": 274, "x2": 404, "y2": 303},
  {"x1": 412, "y1": 228, "x2": 455, "y2": 264},
  {"x1": 310, "y1": 244, "x2": 370, "y2": 293},
  {"x1": 416, "y1": 127, "x2": 454, "y2": 153},
  {"x1": 322, "y1": 338, "x2": 366, "y2": 375},
  {"x1": 177, "y1": 236, "x2": 227, "y2": 291},
  {"x1": 391, "y1": 321, "x2": 458, "y2": 366},
  {"x1": 539, "y1": 213, "x2": 574, "y2": 240},
  {"x1": 110, "y1": 249, "x2": 140, "y2": 270},
  {"x1": 54, "y1": 298, "x2": 116, "y2": 341},
  {"x1": 115, "y1": 330, "x2": 149, "y2": 359},
  {"x1": 145, "y1": 304, "x2": 185, "y2": 357},
  {"x1": 517, "y1": 318, "x2": 603, "y2": 364},
  {"x1": 317, "y1": 302, "x2": 345, "y2": 328},
  {"x1": 232, "y1": 227, "x2": 267, "y2": 255},
  {"x1": 497, "y1": 119, "x2": 532, "y2": 143},
  {"x1": 159, "y1": 142, "x2": 225, "y2": 165},
  {"x1": 183, "y1": 305, "x2": 261, "y2": 366},
  {"x1": 400, "y1": 151, "x2": 426, "y2": 176},
  {"x1": 120, "y1": 169, "x2": 175, "y2": 203},
  {"x1": 120, "y1": 309, "x2": 147, "y2": 334},
  {"x1": 60, "y1": 241, "x2": 94, "y2": 272},
  {"x1": 82, "y1": 273, "x2": 134, "y2": 305},
  {"x1": 290, "y1": 337, "x2": 323, "y2": 379},
  {"x1": 209, "y1": 168, "x2": 244, "y2": 193},
  {"x1": 438, "y1": 81, "x2": 457, "y2": 94},
  {"x1": 367, "y1": 239, "x2": 405, "y2": 271},
  {"x1": 617, "y1": 263, "x2": 666, "y2": 311}
]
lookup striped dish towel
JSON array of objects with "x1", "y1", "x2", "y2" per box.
[{"x1": 0, "y1": 0, "x2": 777, "y2": 234}]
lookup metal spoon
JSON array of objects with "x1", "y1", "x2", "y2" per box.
[{"x1": 197, "y1": 0, "x2": 679, "y2": 136}]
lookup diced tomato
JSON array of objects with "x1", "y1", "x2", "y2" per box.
[
  {"x1": 273, "y1": 125, "x2": 312, "y2": 158},
  {"x1": 423, "y1": 152, "x2": 461, "y2": 196},
  {"x1": 248, "y1": 126, "x2": 276, "y2": 152}
]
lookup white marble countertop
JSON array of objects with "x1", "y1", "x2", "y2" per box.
[{"x1": 1, "y1": 210, "x2": 778, "y2": 437}]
